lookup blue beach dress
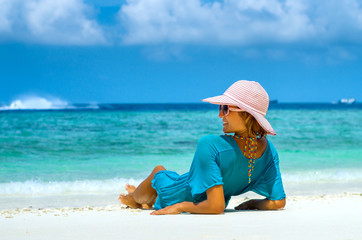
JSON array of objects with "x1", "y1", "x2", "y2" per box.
[{"x1": 151, "y1": 135, "x2": 286, "y2": 210}]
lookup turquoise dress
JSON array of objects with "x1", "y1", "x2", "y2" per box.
[{"x1": 151, "y1": 134, "x2": 286, "y2": 210}]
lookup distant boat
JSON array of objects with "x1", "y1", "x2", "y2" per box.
[
  {"x1": 270, "y1": 100, "x2": 278, "y2": 104},
  {"x1": 337, "y1": 98, "x2": 356, "y2": 104}
]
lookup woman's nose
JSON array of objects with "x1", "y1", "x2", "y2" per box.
[{"x1": 219, "y1": 109, "x2": 224, "y2": 118}]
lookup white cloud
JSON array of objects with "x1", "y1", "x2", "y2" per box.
[
  {"x1": 119, "y1": 0, "x2": 362, "y2": 46},
  {"x1": 0, "y1": 0, "x2": 107, "y2": 45},
  {"x1": 1, "y1": 0, "x2": 362, "y2": 47},
  {"x1": 0, "y1": 0, "x2": 12, "y2": 32}
]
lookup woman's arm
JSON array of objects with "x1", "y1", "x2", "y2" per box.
[
  {"x1": 234, "y1": 198, "x2": 286, "y2": 210},
  {"x1": 150, "y1": 185, "x2": 225, "y2": 215},
  {"x1": 179, "y1": 184, "x2": 225, "y2": 214}
]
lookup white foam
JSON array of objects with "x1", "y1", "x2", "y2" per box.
[
  {"x1": 0, "y1": 178, "x2": 142, "y2": 196},
  {"x1": 1, "y1": 170, "x2": 361, "y2": 196},
  {"x1": 0, "y1": 96, "x2": 73, "y2": 110},
  {"x1": 283, "y1": 169, "x2": 362, "y2": 183},
  {"x1": 0, "y1": 95, "x2": 99, "y2": 110}
]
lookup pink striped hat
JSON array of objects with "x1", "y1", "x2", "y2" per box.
[{"x1": 202, "y1": 80, "x2": 276, "y2": 135}]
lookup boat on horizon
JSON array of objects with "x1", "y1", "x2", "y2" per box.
[{"x1": 332, "y1": 98, "x2": 356, "y2": 104}]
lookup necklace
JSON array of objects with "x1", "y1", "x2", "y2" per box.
[{"x1": 225, "y1": 134, "x2": 258, "y2": 183}]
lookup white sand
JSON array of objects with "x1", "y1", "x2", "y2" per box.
[{"x1": 1, "y1": 192, "x2": 362, "y2": 240}]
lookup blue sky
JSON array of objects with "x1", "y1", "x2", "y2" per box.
[{"x1": 1, "y1": 0, "x2": 361, "y2": 104}]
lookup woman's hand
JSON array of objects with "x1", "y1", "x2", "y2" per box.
[{"x1": 150, "y1": 203, "x2": 182, "y2": 215}]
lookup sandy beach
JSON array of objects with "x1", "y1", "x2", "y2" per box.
[
  {"x1": 1, "y1": 192, "x2": 361, "y2": 240},
  {"x1": 2, "y1": 0, "x2": 362, "y2": 239}
]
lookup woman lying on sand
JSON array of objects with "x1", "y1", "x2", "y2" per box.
[{"x1": 119, "y1": 80, "x2": 286, "y2": 215}]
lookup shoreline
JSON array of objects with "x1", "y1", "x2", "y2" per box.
[
  {"x1": 1, "y1": 192, "x2": 362, "y2": 240},
  {"x1": 1, "y1": 192, "x2": 361, "y2": 216},
  {"x1": 1, "y1": 180, "x2": 362, "y2": 210}
]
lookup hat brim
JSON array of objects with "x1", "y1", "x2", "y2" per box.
[{"x1": 202, "y1": 94, "x2": 276, "y2": 135}]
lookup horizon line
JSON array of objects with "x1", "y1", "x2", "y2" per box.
[{"x1": 70, "y1": 101, "x2": 360, "y2": 104}]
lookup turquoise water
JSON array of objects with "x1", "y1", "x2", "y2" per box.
[{"x1": 0, "y1": 104, "x2": 361, "y2": 208}]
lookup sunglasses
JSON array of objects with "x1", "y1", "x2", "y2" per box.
[{"x1": 219, "y1": 105, "x2": 245, "y2": 116}]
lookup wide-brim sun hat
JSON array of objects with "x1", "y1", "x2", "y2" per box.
[{"x1": 202, "y1": 80, "x2": 276, "y2": 135}]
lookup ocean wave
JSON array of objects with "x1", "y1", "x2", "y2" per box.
[
  {"x1": 283, "y1": 170, "x2": 362, "y2": 183},
  {"x1": 0, "y1": 178, "x2": 142, "y2": 195},
  {"x1": 1, "y1": 170, "x2": 362, "y2": 195},
  {"x1": 0, "y1": 96, "x2": 99, "y2": 110}
]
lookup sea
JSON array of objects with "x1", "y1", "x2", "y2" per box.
[{"x1": 1, "y1": 99, "x2": 361, "y2": 209}]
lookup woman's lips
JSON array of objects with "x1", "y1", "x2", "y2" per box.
[{"x1": 223, "y1": 122, "x2": 228, "y2": 126}]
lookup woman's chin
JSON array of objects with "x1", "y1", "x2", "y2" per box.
[{"x1": 222, "y1": 127, "x2": 231, "y2": 133}]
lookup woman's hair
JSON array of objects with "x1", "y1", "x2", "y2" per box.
[{"x1": 238, "y1": 112, "x2": 267, "y2": 139}]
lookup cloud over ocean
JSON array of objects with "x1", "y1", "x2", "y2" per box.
[{"x1": 1, "y1": 0, "x2": 362, "y2": 46}]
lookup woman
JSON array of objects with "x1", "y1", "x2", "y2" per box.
[{"x1": 119, "y1": 80, "x2": 286, "y2": 215}]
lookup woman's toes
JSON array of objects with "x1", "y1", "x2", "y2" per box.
[
  {"x1": 118, "y1": 194, "x2": 129, "y2": 205},
  {"x1": 119, "y1": 193, "x2": 142, "y2": 209},
  {"x1": 118, "y1": 194, "x2": 126, "y2": 200},
  {"x1": 125, "y1": 184, "x2": 136, "y2": 193}
]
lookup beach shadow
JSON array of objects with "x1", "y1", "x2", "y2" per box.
[
  {"x1": 224, "y1": 209, "x2": 239, "y2": 213},
  {"x1": 223, "y1": 209, "x2": 259, "y2": 214},
  {"x1": 223, "y1": 208, "x2": 285, "y2": 214}
]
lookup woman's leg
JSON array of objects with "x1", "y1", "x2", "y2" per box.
[{"x1": 119, "y1": 165, "x2": 166, "y2": 209}]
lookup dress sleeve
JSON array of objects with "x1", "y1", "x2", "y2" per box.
[
  {"x1": 252, "y1": 151, "x2": 286, "y2": 200},
  {"x1": 187, "y1": 135, "x2": 224, "y2": 201}
]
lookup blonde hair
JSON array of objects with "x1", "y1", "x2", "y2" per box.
[{"x1": 238, "y1": 112, "x2": 267, "y2": 139}]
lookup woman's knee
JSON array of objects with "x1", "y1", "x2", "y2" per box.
[{"x1": 153, "y1": 165, "x2": 166, "y2": 173}]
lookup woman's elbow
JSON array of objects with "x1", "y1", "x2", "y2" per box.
[
  {"x1": 210, "y1": 202, "x2": 225, "y2": 214},
  {"x1": 272, "y1": 198, "x2": 286, "y2": 210},
  {"x1": 214, "y1": 207, "x2": 225, "y2": 214}
]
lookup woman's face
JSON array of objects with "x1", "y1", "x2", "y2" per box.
[{"x1": 219, "y1": 105, "x2": 248, "y2": 135}]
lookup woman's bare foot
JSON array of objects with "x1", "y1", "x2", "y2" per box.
[
  {"x1": 125, "y1": 183, "x2": 136, "y2": 194},
  {"x1": 119, "y1": 183, "x2": 155, "y2": 210},
  {"x1": 118, "y1": 193, "x2": 142, "y2": 209}
]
